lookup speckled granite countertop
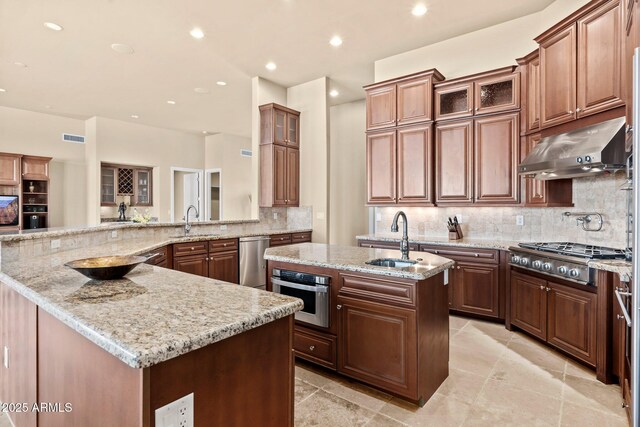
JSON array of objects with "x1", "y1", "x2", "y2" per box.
[
  {"x1": 588, "y1": 259, "x2": 632, "y2": 281},
  {"x1": 356, "y1": 233, "x2": 519, "y2": 250},
  {"x1": 264, "y1": 243, "x2": 455, "y2": 280},
  {"x1": 0, "y1": 230, "x2": 310, "y2": 369}
]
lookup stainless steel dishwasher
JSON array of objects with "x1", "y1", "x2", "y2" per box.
[{"x1": 239, "y1": 236, "x2": 271, "y2": 290}]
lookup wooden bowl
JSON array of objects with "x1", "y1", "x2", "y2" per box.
[{"x1": 65, "y1": 255, "x2": 148, "y2": 280}]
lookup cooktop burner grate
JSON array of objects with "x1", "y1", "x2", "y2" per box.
[{"x1": 518, "y1": 242, "x2": 626, "y2": 259}]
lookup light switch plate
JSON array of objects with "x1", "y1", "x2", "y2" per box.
[
  {"x1": 220, "y1": 225, "x2": 227, "y2": 231},
  {"x1": 316, "y1": 212, "x2": 325, "y2": 220},
  {"x1": 516, "y1": 215, "x2": 524, "y2": 226},
  {"x1": 111, "y1": 230, "x2": 118, "y2": 238},
  {"x1": 375, "y1": 213, "x2": 382, "y2": 222},
  {"x1": 50, "y1": 239, "x2": 61, "y2": 249},
  {"x1": 273, "y1": 212, "x2": 278, "y2": 220},
  {"x1": 155, "y1": 393, "x2": 194, "y2": 427}
]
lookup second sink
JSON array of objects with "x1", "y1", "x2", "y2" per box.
[{"x1": 366, "y1": 258, "x2": 418, "y2": 268}]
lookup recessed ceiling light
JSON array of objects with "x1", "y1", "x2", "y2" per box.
[
  {"x1": 13, "y1": 62, "x2": 27, "y2": 68},
  {"x1": 329, "y1": 36, "x2": 343, "y2": 47},
  {"x1": 202, "y1": 131, "x2": 208, "y2": 135},
  {"x1": 412, "y1": 4, "x2": 428, "y2": 16},
  {"x1": 167, "y1": 100, "x2": 176, "y2": 105},
  {"x1": 111, "y1": 43, "x2": 134, "y2": 54},
  {"x1": 194, "y1": 87, "x2": 210, "y2": 94},
  {"x1": 190, "y1": 28, "x2": 205, "y2": 39},
  {"x1": 44, "y1": 22, "x2": 63, "y2": 31},
  {"x1": 216, "y1": 81, "x2": 227, "y2": 86},
  {"x1": 329, "y1": 89, "x2": 339, "y2": 97},
  {"x1": 0, "y1": 88, "x2": 5, "y2": 92},
  {"x1": 44, "y1": 105, "x2": 51, "y2": 109},
  {"x1": 131, "y1": 114, "x2": 139, "y2": 119},
  {"x1": 265, "y1": 62, "x2": 277, "y2": 71}
]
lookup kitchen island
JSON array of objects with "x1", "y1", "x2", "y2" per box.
[
  {"x1": 264, "y1": 243, "x2": 455, "y2": 406},
  {"x1": 0, "y1": 237, "x2": 303, "y2": 427}
]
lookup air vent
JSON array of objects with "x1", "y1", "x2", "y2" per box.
[
  {"x1": 240, "y1": 149, "x2": 252, "y2": 158},
  {"x1": 62, "y1": 133, "x2": 85, "y2": 144}
]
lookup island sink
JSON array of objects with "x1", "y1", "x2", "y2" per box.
[{"x1": 366, "y1": 258, "x2": 418, "y2": 268}]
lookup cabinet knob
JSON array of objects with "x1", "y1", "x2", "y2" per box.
[
  {"x1": 546, "y1": 287, "x2": 551, "y2": 292},
  {"x1": 309, "y1": 345, "x2": 315, "y2": 351},
  {"x1": 568, "y1": 110, "x2": 574, "y2": 115},
  {"x1": 434, "y1": 250, "x2": 439, "y2": 254},
  {"x1": 223, "y1": 243, "x2": 227, "y2": 247},
  {"x1": 457, "y1": 266, "x2": 460, "y2": 269},
  {"x1": 468, "y1": 109, "x2": 472, "y2": 112},
  {"x1": 576, "y1": 108, "x2": 581, "y2": 113},
  {"x1": 191, "y1": 247, "x2": 195, "y2": 250},
  {"x1": 337, "y1": 305, "x2": 342, "y2": 310},
  {"x1": 540, "y1": 285, "x2": 545, "y2": 290},
  {"x1": 474, "y1": 253, "x2": 479, "y2": 257},
  {"x1": 617, "y1": 314, "x2": 626, "y2": 320}
]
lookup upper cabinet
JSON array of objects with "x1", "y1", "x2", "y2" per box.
[
  {"x1": 21, "y1": 156, "x2": 51, "y2": 181},
  {"x1": 100, "y1": 164, "x2": 153, "y2": 207},
  {"x1": 364, "y1": 70, "x2": 445, "y2": 131},
  {"x1": 435, "y1": 120, "x2": 474, "y2": 204},
  {"x1": 0, "y1": 153, "x2": 21, "y2": 186},
  {"x1": 537, "y1": 0, "x2": 623, "y2": 129},
  {"x1": 260, "y1": 103, "x2": 301, "y2": 207},
  {"x1": 517, "y1": 50, "x2": 541, "y2": 134},
  {"x1": 434, "y1": 67, "x2": 519, "y2": 121},
  {"x1": 260, "y1": 103, "x2": 300, "y2": 148}
]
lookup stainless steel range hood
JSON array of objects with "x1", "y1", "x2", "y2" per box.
[{"x1": 519, "y1": 116, "x2": 629, "y2": 180}]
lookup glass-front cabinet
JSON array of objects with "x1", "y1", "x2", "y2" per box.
[
  {"x1": 100, "y1": 164, "x2": 153, "y2": 207},
  {"x1": 101, "y1": 166, "x2": 117, "y2": 205},
  {"x1": 134, "y1": 169, "x2": 152, "y2": 206},
  {"x1": 474, "y1": 73, "x2": 520, "y2": 115},
  {"x1": 435, "y1": 82, "x2": 473, "y2": 120}
]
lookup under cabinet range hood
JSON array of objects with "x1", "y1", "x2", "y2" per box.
[{"x1": 519, "y1": 116, "x2": 629, "y2": 180}]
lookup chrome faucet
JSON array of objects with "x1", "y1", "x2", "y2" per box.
[
  {"x1": 185, "y1": 205, "x2": 199, "y2": 235},
  {"x1": 391, "y1": 211, "x2": 410, "y2": 260}
]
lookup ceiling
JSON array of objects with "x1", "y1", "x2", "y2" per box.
[{"x1": 0, "y1": 0, "x2": 555, "y2": 138}]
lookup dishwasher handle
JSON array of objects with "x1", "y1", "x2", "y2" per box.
[
  {"x1": 272, "y1": 278, "x2": 328, "y2": 294},
  {"x1": 614, "y1": 289, "x2": 632, "y2": 327}
]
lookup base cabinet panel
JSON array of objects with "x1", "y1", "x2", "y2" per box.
[
  {"x1": 453, "y1": 262, "x2": 500, "y2": 318},
  {"x1": 173, "y1": 254, "x2": 209, "y2": 277},
  {"x1": 209, "y1": 251, "x2": 239, "y2": 284},
  {"x1": 510, "y1": 271, "x2": 548, "y2": 340}
]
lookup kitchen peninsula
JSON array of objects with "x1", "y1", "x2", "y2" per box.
[
  {"x1": 264, "y1": 243, "x2": 454, "y2": 406},
  {"x1": 0, "y1": 223, "x2": 309, "y2": 427}
]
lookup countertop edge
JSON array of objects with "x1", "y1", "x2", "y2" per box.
[{"x1": 355, "y1": 234, "x2": 515, "y2": 250}]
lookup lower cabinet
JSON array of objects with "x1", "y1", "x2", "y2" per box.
[
  {"x1": 209, "y1": 251, "x2": 239, "y2": 284},
  {"x1": 358, "y1": 240, "x2": 420, "y2": 251},
  {"x1": 172, "y1": 239, "x2": 239, "y2": 283},
  {"x1": 452, "y1": 262, "x2": 500, "y2": 318},
  {"x1": 293, "y1": 326, "x2": 337, "y2": 369},
  {"x1": 173, "y1": 253, "x2": 209, "y2": 277},
  {"x1": 510, "y1": 270, "x2": 597, "y2": 365}
]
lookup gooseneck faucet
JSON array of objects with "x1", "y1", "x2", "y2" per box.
[
  {"x1": 391, "y1": 211, "x2": 410, "y2": 260},
  {"x1": 185, "y1": 205, "x2": 199, "y2": 235}
]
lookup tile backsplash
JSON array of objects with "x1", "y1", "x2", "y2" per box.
[{"x1": 375, "y1": 172, "x2": 629, "y2": 248}]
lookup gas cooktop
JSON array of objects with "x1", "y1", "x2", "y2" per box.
[{"x1": 518, "y1": 242, "x2": 626, "y2": 260}]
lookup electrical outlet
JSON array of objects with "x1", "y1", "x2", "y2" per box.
[
  {"x1": 220, "y1": 225, "x2": 227, "y2": 231},
  {"x1": 375, "y1": 213, "x2": 382, "y2": 222},
  {"x1": 273, "y1": 212, "x2": 278, "y2": 220},
  {"x1": 455, "y1": 214, "x2": 463, "y2": 224},
  {"x1": 316, "y1": 212, "x2": 325, "y2": 220},
  {"x1": 51, "y1": 239, "x2": 61, "y2": 249},
  {"x1": 3, "y1": 346, "x2": 8, "y2": 369},
  {"x1": 111, "y1": 230, "x2": 118, "y2": 238},
  {"x1": 155, "y1": 393, "x2": 194, "y2": 427},
  {"x1": 516, "y1": 215, "x2": 525, "y2": 226}
]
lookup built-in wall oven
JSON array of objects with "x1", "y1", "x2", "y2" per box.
[{"x1": 271, "y1": 268, "x2": 330, "y2": 328}]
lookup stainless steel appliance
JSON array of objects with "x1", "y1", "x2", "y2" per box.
[
  {"x1": 239, "y1": 236, "x2": 270, "y2": 290},
  {"x1": 271, "y1": 268, "x2": 330, "y2": 328},
  {"x1": 509, "y1": 242, "x2": 627, "y2": 286}
]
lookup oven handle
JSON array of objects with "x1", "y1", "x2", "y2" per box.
[
  {"x1": 271, "y1": 278, "x2": 328, "y2": 294},
  {"x1": 614, "y1": 289, "x2": 632, "y2": 327}
]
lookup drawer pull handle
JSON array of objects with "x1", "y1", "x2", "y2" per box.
[
  {"x1": 337, "y1": 305, "x2": 342, "y2": 310},
  {"x1": 309, "y1": 345, "x2": 315, "y2": 351},
  {"x1": 457, "y1": 266, "x2": 460, "y2": 269},
  {"x1": 474, "y1": 253, "x2": 479, "y2": 257},
  {"x1": 191, "y1": 247, "x2": 195, "y2": 251},
  {"x1": 223, "y1": 243, "x2": 227, "y2": 247},
  {"x1": 434, "y1": 250, "x2": 439, "y2": 254}
]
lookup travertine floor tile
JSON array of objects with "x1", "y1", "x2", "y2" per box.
[
  {"x1": 560, "y1": 401, "x2": 629, "y2": 427},
  {"x1": 450, "y1": 342, "x2": 502, "y2": 377},
  {"x1": 461, "y1": 319, "x2": 514, "y2": 342},
  {"x1": 365, "y1": 413, "x2": 409, "y2": 426},
  {"x1": 489, "y1": 356, "x2": 564, "y2": 398},
  {"x1": 504, "y1": 338, "x2": 567, "y2": 373},
  {"x1": 294, "y1": 389, "x2": 376, "y2": 427},
  {"x1": 449, "y1": 315, "x2": 470, "y2": 330},
  {"x1": 295, "y1": 378, "x2": 319, "y2": 404},
  {"x1": 379, "y1": 394, "x2": 471, "y2": 427},
  {"x1": 563, "y1": 374, "x2": 628, "y2": 417},
  {"x1": 322, "y1": 377, "x2": 393, "y2": 412},
  {"x1": 295, "y1": 363, "x2": 334, "y2": 388},
  {"x1": 436, "y1": 368, "x2": 487, "y2": 404}
]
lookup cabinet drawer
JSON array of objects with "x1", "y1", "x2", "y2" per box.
[
  {"x1": 143, "y1": 246, "x2": 168, "y2": 266},
  {"x1": 291, "y1": 232, "x2": 312, "y2": 243},
  {"x1": 209, "y1": 239, "x2": 238, "y2": 253},
  {"x1": 173, "y1": 241, "x2": 208, "y2": 257},
  {"x1": 294, "y1": 327, "x2": 336, "y2": 369},
  {"x1": 358, "y1": 240, "x2": 419, "y2": 251},
  {"x1": 339, "y1": 273, "x2": 416, "y2": 307},
  {"x1": 419, "y1": 245, "x2": 499, "y2": 263},
  {"x1": 270, "y1": 234, "x2": 292, "y2": 246}
]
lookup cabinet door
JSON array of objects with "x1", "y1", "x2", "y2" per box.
[
  {"x1": 274, "y1": 109, "x2": 287, "y2": 145},
  {"x1": 524, "y1": 134, "x2": 546, "y2": 205},
  {"x1": 474, "y1": 112, "x2": 519, "y2": 204},
  {"x1": 397, "y1": 75, "x2": 433, "y2": 126},
  {"x1": 366, "y1": 85, "x2": 397, "y2": 130},
  {"x1": 0, "y1": 284, "x2": 37, "y2": 427},
  {"x1": 337, "y1": 296, "x2": 417, "y2": 399},
  {"x1": 133, "y1": 169, "x2": 152, "y2": 206},
  {"x1": 435, "y1": 83, "x2": 473, "y2": 121},
  {"x1": 452, "y1": 262, "x2": 500, "y2": 318},
  {"x1": 526, "y1": 55, "x2": 541, "y2": 131},
  {"x1": 100, "y1": 166, "x2": 117, "y2": 206},
  {"x1": 435, "y1": 120, "x2": 474, "y2": 204},
  {"x1": 286, "y1": 148, "x2": 299, "y2": 206},
  {"x1": 397, "y1": 124, "x2": 433, "y2": 205},
  {"x1": 540, "y1": 25, "x2": 577, "y2": 128},
  {"x1": 286, "y1": 113, "x2": 300, "y2": 147},
  {"x1": 173, "y1": 254, "x2": 209, "y2": 277},
  {"x1": 474, "y1": 73, "x2": 520, "y2": 116},
  {"x1": 273, "y1": 145, "x2": 288, "y2": 206},
  {"x1": 0, "y1": 153, "x2": 21, "y2": 186},
  {"x1": 21, "y1": 156, "x2": 50, "y2": 180},
  {"x1": 366, "y1": 130, "x2": 397, "y2": 205},
  {"x1": 577, "y1": 0, "x2": 624, "y2": 117},
  {"x1": 547, "y1": 282, "x2": 597, "y2": 365},
  {"x1": 510, "y1": 271, "x2": 547, "y2": 340},
  {"x1": 209, "y1": 251, "x2": 239, "y2": 284}
]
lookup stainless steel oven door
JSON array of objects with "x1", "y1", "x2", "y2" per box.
[{"x1": 272, "y1": 277, "x2": 329, "y2": 328}]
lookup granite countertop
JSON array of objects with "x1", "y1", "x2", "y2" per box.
[
  {"x1": 264, "y1": 243, "x2": 455, "y2": 280},
  {"x1": 356, "y1": 233, "x2": 519, "y2": 250},
  {"x1": 0, "y1": 229, "x2": 310, "y2": 369},
  {"x1": 588, "y1": 259, "x2": 632, "y2": 282}
]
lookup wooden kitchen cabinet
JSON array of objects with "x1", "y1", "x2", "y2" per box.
[
  {"x1": 397, "y1": 124, "x2": 434, "y2": 205},
  {"x1": 366, "y1": 129, "x2": 397, "y2": 205},
  {"x1": 366, "y1": 85, "x2": 397, "y2": 130},
  {"x1": 0, "y1": 283, "x2": 38, "y2": 427},
  {"x1": 173, "y1": 253, "x2": 209, "y2": 278},
  {"x1": 517, "y1": 50, "x2": 541, "y2": 133},
  {"x1": 100, "y1": 163, "x2": 154, "y2": 207},
  {"x1": 435, "y1": 120, "x2": 474, "y2": 204},
  {"x1": 21, "y1": 155, "x2": 51, "y2": 181},
  {"x1": 522, "y1": 133, "x2": 573, "y2": 207},
  {"x1": 510, "y1": 271, "x2": 548, "y2": 340},
  {"x1": 452, "y1": 262, "x2": 501, "y2": 318},
  {"x1": 396, "y1": 75, "x2": 437, "y2": 126},
  {"x1": 473, "y1": 73, "x2": 520, "y2": 116},
  {"x1": 260, "y1": 103, "x2": 300, "y2": 148},
  {"x1": 0, "y1": 153, "x2": 21, "y2": 186},
  {"x1": 434, "y1": 82, "x2": 473, "y2": 121},
  {"x1": 133, "y1": 168, "x2": 152, "y2": 206},
  {"x1": 209, "y1": 251, "x2": 239, "y2": 284},
  {"x1": 293, "y1": 325, "x2": 337, "y2": 369},
  {"x1": 474, "y1": 112, "x2": 519, "y2": 204},
  {"x1": 100, "y1": 166, "x2": 117, "y2": 205},
  {"x1": 260, "y1": 144, "x2": 300, "y2": 207}
]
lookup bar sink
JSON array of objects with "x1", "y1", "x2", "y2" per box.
[{"x1": 366, "y1": 258, "x2": 418, "y2": 268}]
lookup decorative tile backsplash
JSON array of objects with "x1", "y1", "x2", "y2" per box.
[{"x1": 375, "y1": 173, "x2": 629, "y2": 249}]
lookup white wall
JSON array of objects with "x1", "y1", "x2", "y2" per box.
[
  {"x1": 329, "y1": 100, "x2": 368, "y2": 246},
  {"x1": 287, "y1": 77, "x2": 330, "y2": 243},
  {"x1": 205, "y1": 133, "x2": 253, "y2": 220},
  {"x1": 0, "y1": 106, "x2": 87, "y2": 227}
]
